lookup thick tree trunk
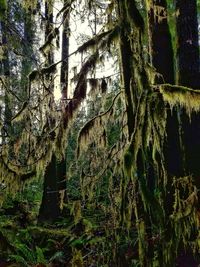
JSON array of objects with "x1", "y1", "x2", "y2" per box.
[
  {"x1": 147, "y1": 2, "x2": 181, "y2": 264},
  {"x1": 38, "y1": 0, "x2": 70, "y2": 222},
  {"x1": 38, "y1": 1, "x2": 63, "y2": 222},
  {"x1": 147, "y1": 0, "x2": 184, "y2": 177},
  {"x1": 175, "y1": 0, "x2": 200, "y2": 199},
  {"x1": 148, "y1": 0, "x2": 175, "y2": 84},
  {"x1": 175, "y1": 0, "x2": 199, "y2": 89},
  {"x1": 38, "y1": 154, "x2": 61, "y2": 222},
  {"x1": 58, "y1": 0, "x2": 71, "y2": 216}
]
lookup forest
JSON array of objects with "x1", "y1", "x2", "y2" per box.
[{"x1": 0, "y1": 0, "x2": 200, "y2": 266}]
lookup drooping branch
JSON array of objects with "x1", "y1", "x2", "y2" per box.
[{"x1": 154, "y1": 83, "x2": 200, "y2": 114}]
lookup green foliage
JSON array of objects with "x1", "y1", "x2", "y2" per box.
[
  {"x1": 9, "y1": 255, "x2": 29, "y2": 267},
  {"x1": 49, "y1": 251, "x2": 65, "y2": 263},
  {"x1": 0, "y1": 0, "x2": 7, "y2": 18},
  {"x1": 9, "y1": 243, "x2": 47, "y2": 266}
]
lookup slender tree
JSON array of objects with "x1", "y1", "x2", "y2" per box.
[
  {"x1": 0, "y1": 11, "x2": 12, "y2": 144},
  {"x1": 60, "y1": 0, "x2": 70, "y2": 100}
]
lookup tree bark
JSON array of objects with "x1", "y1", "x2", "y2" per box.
[
  {"x1": 60, "y1": 0, "x2": 69, "y2": 100},
  {"x1": 38, "y1": 0, "x2": 70, "y2": 223},
  {"x1": 38, "y1": 0, "x2": 63, "y2": 223},
  {"x1": 0, "y1": 16, "x2": 12, "y2": 144},
  {"x1": 175, "y1": 0, "x2": 200, "y2": 197},
  {"x1": 175, "y1": 0, "x2": 199, "y2": 89},
  {"x1": 148, "y1": 0, "x2": 175, "y2": 84},
  {"x1": 147, "y1": 0, "x2": 184, "y2": 177},
  {"x1": 38, "y1": 154, "x2": 61, "y2": 222}
]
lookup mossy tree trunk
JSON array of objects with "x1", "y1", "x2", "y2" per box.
[
  {"x1": 117, "y1": 1, "x2": 155, "y2": 265},
  {"x1": 147, "y1": 0, "x2": 175, "y2": 84},
  {"x1": 58, "y1": 0, "x2": 71, "y2": 216},
  {"x1": 38, "y1": 0, "x2": 62, "y2": 223},
  {"x1": 20, "y1": 10, "x2": 34, "y2": 99},
  {"x1": 60, "y1": 0, "x2": 69, "y2": 100},
  {"x1": 175, "y1": 0, "x2": 200, "y2": 204},
  {"x1": 38, "y1": 0, "x2": 71, "y2": 222},
  {"x1": 147, "y1": 0, "x2": 183, "y2": 177},
  {"x1": 117, "y1": 0, "x2": 199, "y2": 265},
  {"x1": 0, "y1": 12, "x2": 12, "y2": 144},
  {"x1": 148, "y1": 0, "x2": 199, "y2": 264}
]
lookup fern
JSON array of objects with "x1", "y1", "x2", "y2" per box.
[
  {"x1": 15, "y1": 243, "x2": 36, "y2": 263},
  {"x1": 36, "y1": 246, "x2": 47, "y2": 265},
  {"x1": 9, "y1": 255, "x2": 29, "y2": 267},
  {"x1": 49, "y1": 251, "x2": 65, "y2": 263},
  {"x1": 10, "y1": 243, "x2": 47, "y2": 266}
]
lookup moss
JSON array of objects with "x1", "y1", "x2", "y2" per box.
[
  {"x1": 123, "y1": 145, "x2": 134, "y2": 179},
  {"x1": 158, "y1": 83, "x2": 200, "y2": 115},
  {"x1": 125, "y1": 0, "x2": 145, "y2": 31},
  {"x1": 71, "y1": 248, "x2": 83, "y2": 267}
]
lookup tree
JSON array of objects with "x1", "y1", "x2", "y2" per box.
[
  {"x1": 147, "y1": 0, "x2": 175, "y2": 84},
  {"x1": 38, "y1": 0, "x2": 62, "y2": 222},
  {"x1": 175, "y1": 0, "x2": 199, "y2": 89},
  {"x1": 0, "y1": 0, "x2": 200, "y2": 265},
  {"x1": 175, "y1": 0, "x2": 200, "y2": 213},
  {"x1": 115, "y1": 0, "x2": 199, "y2": 265}
]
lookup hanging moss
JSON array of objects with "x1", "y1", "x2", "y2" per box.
[
  {"x1": 125, "y1": 0, "x2": 145, "y2": 31},
  {"x1": 158, "y1": 83, "x2": 200, "y2": 115}
]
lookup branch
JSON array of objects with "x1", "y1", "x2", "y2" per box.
[{"x1": 153, "y1": 83, "x2": 200, "y2": 93}]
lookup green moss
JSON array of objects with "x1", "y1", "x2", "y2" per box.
[{"x1": 123, "y1": 145, "x2": 134, "y2": 179}]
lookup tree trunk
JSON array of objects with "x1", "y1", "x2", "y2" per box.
[
  {"x1": 38, "y1": 0, "x2": 70, "y2": 222},
  {"x1": 38, "y1": 0, "x2": 63, "y2": 223},
  {"x1": 117, "y1": 0, "x2": 199, "y2": 265},
  {"x1": 175, "y1": 0, "x2": 199, "y2": 89},
  {"x1": 38, "y1": 154, "x2": 61, "y2": 222},
  {"x1": 175, "y1": 0, "x2": 200, "y2": 201},
  {"x1": 147, "y1": 0, "x2": 175, "y2": 84},
  {"x1": 60, "y1": 0, "x2": 69, "y2": 100},
  {"x1": 0, "y1": 17, "x2": 12, "y2": 144},
  {"x1": 147, "y1": 0, "x2": 184, "y2": 177}
]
